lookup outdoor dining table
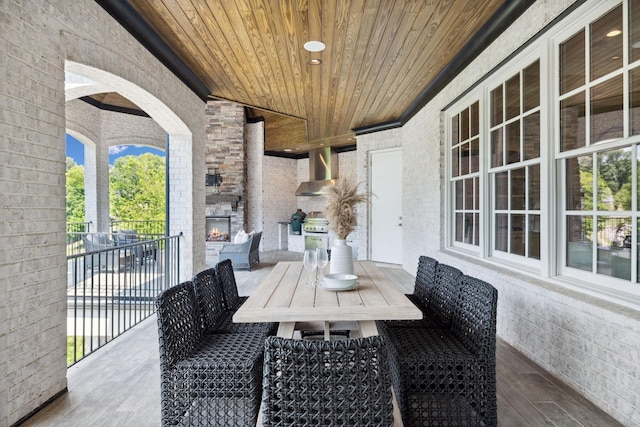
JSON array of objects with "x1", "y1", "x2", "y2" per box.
[
  {"x1": 234, "y1": 260, "x2": 421, "y2": 426},
  {"x1": 233, "y1": 260, "x2": 423, "y2": 338},
  {"x1": 233, "y1": 261, "x2": 422, "y2": 427}
]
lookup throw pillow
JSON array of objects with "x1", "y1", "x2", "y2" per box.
[{"x1": 234, "y1": 230, "x2": 249, "y2": 244}]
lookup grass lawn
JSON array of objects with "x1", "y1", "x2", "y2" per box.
[{"x1": 67, "y1": 336, "x2": 84, "y2": 366}]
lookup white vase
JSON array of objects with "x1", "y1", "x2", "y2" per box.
[{"x1": 329, "y1": 239, "x2": 354, "y2": 275}]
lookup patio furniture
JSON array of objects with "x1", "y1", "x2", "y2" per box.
[
  {"x1": 218, "y1": 231, "x2": 262, "y2": 271},
  {"x1": 232, "y1": 261, "x2": 422, "y2": 339},
  {"x1": 215, "y1": 259, "x2": 249, "y2": 310},
  {"x1": 192, "y1": 267, "x2": 275, "y2": 335},
  {"x1": 82, "y1": 233, "x2": 133, "y2": 272},
  {"x1": 262, "y1": 335, "x2": 395, "y2": 427},
  {"x1": 155, "y1": 281, "x2": 265, "y2": 426},
  {"x1": 383, "y1": 275, "x2": 498, "y2": 426},
  {"x1": 379, "y1": 260, "x2": 462, "y2": 330},
  {"x1": 112, "y1": 229, "x2": 157, "y2": 265}
]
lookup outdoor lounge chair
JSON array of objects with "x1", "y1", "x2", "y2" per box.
[
  {"x1": 82, "y1": 233, "x2": 133, "y2": 272},
  {"x1": 218, "y1": 231, "x2": 262, "y2": 271},
  {"x1": 112, "y1": 229, "x2": 157, "y2": 265}
]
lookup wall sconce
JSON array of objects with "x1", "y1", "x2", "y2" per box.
[{"x1": 206, "y1": 169, "x2": 223, "y2": 192}]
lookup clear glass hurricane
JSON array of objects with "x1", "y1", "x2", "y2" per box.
[
  {"x1": 315, "y1": 247, "x2": 328, "y2": 285},
  {"x1": 303, "y1": 249, "x2": 318, "y2": 286}
]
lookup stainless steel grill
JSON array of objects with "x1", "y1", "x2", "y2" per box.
[{"x1": 303, "y1": 212, "x2": 329, "y2": 250}]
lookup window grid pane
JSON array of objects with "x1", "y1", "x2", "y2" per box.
[
  {"x1": 630, "y1": 66, "x2": 640, "y2": 136},
  {"x1": 590, "y1": 5, "x2": 623, "y2": 81},
  {"x1": 490, "y1": 61, "x2": 540, "y2": 260},
  {"x1": 560, "y1": 92, "x2": 586, "y2": 151},
  {"x1": 560, "y1": 30, "x2": 585, "y2": 95},
  {"x1": 591, "y1": 75, "x2": 623, "y2": 145},
  {"x1": 567, "y1": 215, "x2": 593, "y2": 271},
  {"x1": 451, "y1": 102, "x2": 480, "y2": 248}
]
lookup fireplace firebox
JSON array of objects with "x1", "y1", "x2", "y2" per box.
[{"x1": 206, "y1": 216, "x2": 231, "y2": 242}]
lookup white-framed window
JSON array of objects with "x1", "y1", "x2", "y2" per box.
[
  {"x1": 446, "y1": 0, "x2": 640, "y2": 300},
  {"x1": 557, "y1": 1, "x2": 640, "y2": 284},
  {"x1": 450, "y1": 101, "x2": 481, "y2": 251},
  {"x1": 489, "y1": 60, "x2": 541, "y2": 261}
]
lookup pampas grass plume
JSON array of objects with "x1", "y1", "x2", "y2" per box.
[{"x1": 323, "y1": 179, "x2": 370, "y2": 240}]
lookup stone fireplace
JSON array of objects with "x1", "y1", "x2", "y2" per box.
[{"x1": 205, "y1": 101, "x2": 247, "y2": 265}]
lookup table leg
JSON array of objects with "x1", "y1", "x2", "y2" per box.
[
  {"x1": 277, "y1": 322, "x2": 296, "y2": 338},
  {"x1": 323, "y1": 321, "x2": 331, "y2": 341},
  {"x1": 358, "y1": 320, "x2": 379, "y2": 337}
]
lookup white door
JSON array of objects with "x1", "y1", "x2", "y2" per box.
[{"x1": 370, "y1": 148, "x2": 403, "y2": 264}]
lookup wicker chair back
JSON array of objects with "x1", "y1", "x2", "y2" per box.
[
  {"x1": 155, "y1": 281, "x2": 202, "y2": 369},
  {"x1": 451, "y1": 275, "x2": 498, "y2": 354},
  {"x1": 413, "y1": 256, "x2": 439, "y2": 305},
  {"x1": 215, "y1": 259, "x2": 244, "y2": 309},
  {"x1": 427, "y1": 263, "x2": 463, "y2": 324},
  {"x1": 191, "y1": 268, "x2": 226, "y2": 332},
  {"x1": 262, "y1": 336, "x2": 395, "y2": 426}
]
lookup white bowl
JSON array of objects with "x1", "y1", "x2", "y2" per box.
[{"x1": 322, "y1": 273, "x2": 358, "y2": 289}]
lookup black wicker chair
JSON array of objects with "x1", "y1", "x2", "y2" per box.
[
  {"x1": 378, "y1": 260, "x2": 461, "y2": 330},
  {"x1": 262, "y1": 336, "x2": 396, "y2": 427},
  {"x1": 192, "y1": 267, "x2": 275, "y2": 335},
  {"x1": 155, "y1": 281, "x2": 265, "y2": 426},
  {"x1": 411, "y1": 255, "x2": 439, "y2": 307},
  {"x1": 383, "y1": 275, "x2": 498, "y2": 426},
  {"x1": 215, "y1": 259, "x2": 248, "y2": 310}
]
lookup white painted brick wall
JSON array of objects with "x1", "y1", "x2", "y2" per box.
[
  {"x1": 1, "y1": 0, "x2": 205, "y2": 425},
  {"x1": 261, "y1": 155, "x2": 298, "y2": 250}
]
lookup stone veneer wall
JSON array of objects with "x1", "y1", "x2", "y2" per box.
[
  {"x1": 359, "y1": 1, "x2": 640, "y2": 425},
  {"x1": 204, "y1": 101, "x2": 246, "y2": 237}
]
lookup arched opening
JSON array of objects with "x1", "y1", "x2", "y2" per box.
[{"x1": 63, "y1": 61, "x2": 194, "y2": 365}]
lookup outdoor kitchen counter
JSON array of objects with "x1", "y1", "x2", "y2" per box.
[{"x1": 277, "y1": 221, "x2": 291, "y2": 250}]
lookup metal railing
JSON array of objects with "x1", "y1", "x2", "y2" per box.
[
  {"x1": 66, "y1": 222, "x2": 92, "y2": 253},
  {"x1": 67, "y1": 221, "x2": 92, "y2": 233},
  {"x1": 66, "y1": 234, "x2": 181, "y2": 366},
  {"x1": 110, "y1": 219, "x2": 165, "y2": 236}
]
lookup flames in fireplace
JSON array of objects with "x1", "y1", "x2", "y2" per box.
[{"x1": 207, "y1": 228, "x2": 229, "y2": 242}]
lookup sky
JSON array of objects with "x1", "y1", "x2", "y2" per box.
[{"x1": 66, "y1": 134, "x2": 165, "y2": 166}]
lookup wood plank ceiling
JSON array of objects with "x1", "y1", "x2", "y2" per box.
[{"x1": 122, "y1": 0, "x2": 509, "y2": 156}]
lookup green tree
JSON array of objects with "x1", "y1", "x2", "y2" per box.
[
  {"x1": 66, "y1": 158, "x2": 85, "y2": 223},
  {"x1": 614, "y1": 180, "x2": 633, "y2": 211},
  {"x1": 109, "y1": 153, "x2": 166, "y2": 225},
  {"x1": 598, "y1": 149, "x2": 632, "y2": 195}
]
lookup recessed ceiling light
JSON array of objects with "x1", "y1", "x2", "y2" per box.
[
  {"x1": 308, "y1": 58, "x2": 322, "y2": 65},
  {"x1": 304, "y1": 40, "x2": 325, "y2": 52},
  {"x1": 607, "y1": 29, "x2": 622, "y2": 37},
  {"x1": 284, "y1": 148, "x2": 292, "y2": 152}
]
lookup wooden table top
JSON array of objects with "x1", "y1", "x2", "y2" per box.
[{"x1": 233, "y1": 260, "x2": 422, "y2": 325}]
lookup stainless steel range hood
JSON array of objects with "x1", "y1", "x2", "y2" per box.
[{"x1": 295, "y1": 147, "x2": 339, "y2": 196}]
